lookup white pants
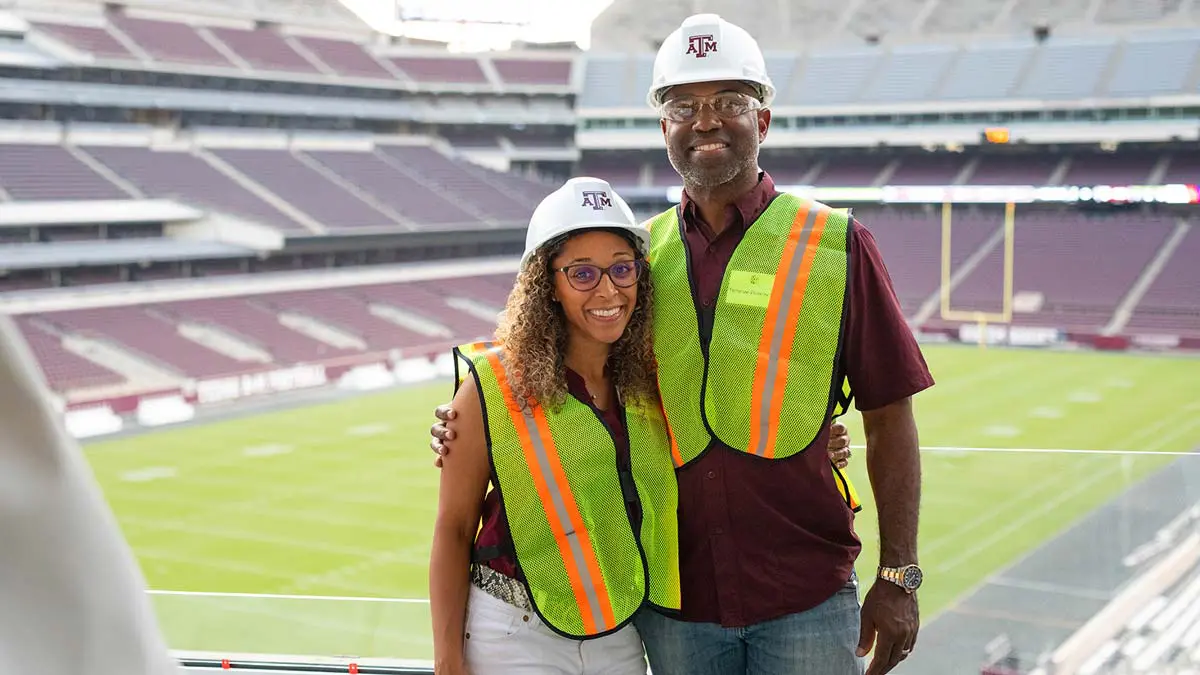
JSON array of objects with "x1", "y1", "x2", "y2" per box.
[{"x1": 464, "y1": 585, "x2": 648, "y2": 675}]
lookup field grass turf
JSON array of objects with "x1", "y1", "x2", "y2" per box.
[{"x1": 82, "y1": 344, "x2": 1200, "y2": 661}]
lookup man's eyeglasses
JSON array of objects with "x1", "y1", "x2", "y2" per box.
[
  {"x1": 554, "y1": 260, "x2": 646, "y2": 292},
  {"x1": 659, "y1": 92, "x2": 763, "y2": 123}
]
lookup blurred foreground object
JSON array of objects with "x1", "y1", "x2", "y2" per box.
[{"x1": 0, "y1": 314, "x2": 179, "y2": 675}]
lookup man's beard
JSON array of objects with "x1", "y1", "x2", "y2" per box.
[{"x1": 667, "y1": 139, "x2": 759, "y2": 190}]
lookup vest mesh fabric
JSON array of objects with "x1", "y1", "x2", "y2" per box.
[
  {"x1": 705, "y1": 197, "x2": 850, "y2": 458},
  {"x1": 647, "y1": 209, "x2": 711, "y2": 461},
  {"x1": 624, "y1": 402, "x2": 681, "y2": 611},
  {"x1": 455, "y1": 342, "x2": 680, "y2": 638},
  {"x1": 645, "y1": 196, "x2": 859, "y2": 510}
]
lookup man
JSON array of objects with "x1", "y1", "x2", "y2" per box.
[
  {"x1": 0, "y1": 314, "x2": 180, "y2": 675},
  {"x1": 432, "y1": 13, "x2": 931, "y2": 675}
]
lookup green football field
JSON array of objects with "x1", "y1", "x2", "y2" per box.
[{"x1": 82, "y1": 344, "x2": 1200, "y2": 662}]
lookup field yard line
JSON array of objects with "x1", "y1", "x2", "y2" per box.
[
  {"x1": 929, "y1": 419, "x2": 1200, "y2": 576},
  {"x1": 115, "y1": 491, "x2": 418, "y2": 537},
  {"x1": 916, "y1": 359, "x2": 1103, "y2": 432},
  {"x1": 122, "y1": 467, "x2": 405, "y2": 531},
  {"x1": 120, "y1": 515, "x2": 382, "y2": 557},
  {"x1": 151, "y1": 591, "x2": 405, "y2": 644},
  {"x1": 920, "y1": 358, "x2": 1031, "y2": 394},
  {"x1": 137, "y1": 547, "x2": 296, "y2": 582},
  {"x1": 932, "y1": 464, "x2": 1122, "y2": 573},
  {"x1": 148, "y1": 589, "x2": 429, "y2": 603},
  {"x1": 277, "y1": 549, "x2": 419, "y2": 596},
  {"x1": 180, "y1": 471, "x2": 404, "y2": 510},
  {"x1": 921, "y1": 464, "x2": 1065, "y2": 557},
  {"x1": 874, "y1": 436, "x2": 1197, "y2": 559},
  {"x1": 986, "y1": 577, "x2": 1114, "y2": 602}
]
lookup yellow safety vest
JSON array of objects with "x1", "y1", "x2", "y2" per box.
[
  {"x1": 454, "y1": 341, "x2": 682, "y2": 639},
  {"x1": 646, "y1": 193, "x2": 862, "y2": 512}
]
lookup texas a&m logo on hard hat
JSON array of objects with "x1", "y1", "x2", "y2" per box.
[
  {"x1": 581, "y1": 190, "x2": 612, "y2": 210},
  {"x1": 686, "y1": 34, "x2": 717, "y2": 58}
]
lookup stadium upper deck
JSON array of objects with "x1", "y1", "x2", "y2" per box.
[
  {"x1": 580, "y1": 28, "x2": 1200, "y2": 112},
  {"x1": 3, "y1": 0, "x2": 576, "y2": 91},
  {"x1": 590, "y1": 0, "x2": 1200, "y2": 51}
]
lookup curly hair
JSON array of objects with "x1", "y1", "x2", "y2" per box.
[{"x1": 493, "y1": 229, "x2": 658, "y2": 414}]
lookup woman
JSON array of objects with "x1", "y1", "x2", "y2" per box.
[
  {"x1": 430, "y1": 177, "x2": 677, "y2": 675},
  {"x1": 428, "y1": 177, "x2": 855, "y2": 674}
]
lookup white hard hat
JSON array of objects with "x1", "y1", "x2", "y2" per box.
[
  {"x1": 521, "y1": 177, "x2": 648, "y2": 267},
  {"x1": 646, "y1": 13, "x2": 775, "y2": 109}
]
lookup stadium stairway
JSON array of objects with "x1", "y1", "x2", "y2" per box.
[{"x1": 1104, "y1": 220, "x2": 1193, "y2": 336}]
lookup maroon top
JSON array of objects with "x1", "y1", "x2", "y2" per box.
[
  {"x1": 674, "y1": 171, "x2": 935, "y2": 626},
  {"x1": 473, "y1": 367, "x2": 630, "y2": 577}
]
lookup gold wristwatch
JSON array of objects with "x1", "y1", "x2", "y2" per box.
[{"x1": 878, "y1": 564, "x2": 923, "y2": 593}]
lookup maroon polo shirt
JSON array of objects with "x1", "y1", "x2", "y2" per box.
[
  {"x1": 473, "y1": 367, "x2": 631, "y2": 578},
  {"x1": 674, "y1": 171, "x2": 934, "y2": 627}
]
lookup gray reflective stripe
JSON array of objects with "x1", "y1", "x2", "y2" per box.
[
  {"x1": 491, "y1": 347, "x2": 608, "y2": 632},
  {"x1": 754, "y1": 206, "x2": 819, "y2": 457},
  {"x1": 523, "y1": 413, "x2": 608, "y2": 631}
]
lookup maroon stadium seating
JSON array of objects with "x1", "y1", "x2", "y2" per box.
[
  {"x1": 208, "y1": 26, "x2": 319, "y2": 73},
  {"x1": 14, "y1": 317, "x2": 126, "y2": 391},
  {"x1": 31, "y1": 21, "x2": 135, "y2": 59},
  {"x1": 107, "y1": 14, "x2": 233, "y2": 67},
  {"x1": 492, "y1": 59, "x2": 572, "y2": 85},
  {"x1": 0, "y1": 145, "x2": 130, "y2": 201}
]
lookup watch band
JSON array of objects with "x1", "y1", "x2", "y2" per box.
[{"x1": 878, "y1": 564, "x2": 922, "y2": 592}]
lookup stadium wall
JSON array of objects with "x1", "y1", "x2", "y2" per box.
[
  {"x1": 60, "y1": 342, "x2": 458, "y2": 438},
  {"x1": 60, "y1": 323, "x2": 1199, "y2": 441}
]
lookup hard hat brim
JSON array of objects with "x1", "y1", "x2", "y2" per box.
[
  {"x1": 648, "y1": 74, "x2": 775, "y2": 109},
  {"x1": 520, "y1": 222, "x2": 652, "y2": 268}
]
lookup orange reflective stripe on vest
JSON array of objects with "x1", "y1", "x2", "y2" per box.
[
  {"x1": 455, "y1": 339, "x2": 679, "y2": 637},
  {"x1": 751, "y1": 204, "x2": 833, "y2": 459},
  {"x1": 480, "y1": 347, "x2": 616, "y2": 634},
  {"x1": 646, "y1": 194, "x2": 862, "y2": 513}
]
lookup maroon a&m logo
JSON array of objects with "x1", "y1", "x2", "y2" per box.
[
  {"x1": 581, "y1": 190, "x2": 613, "y2": 210},
  {"x1": 686, "y1": 34, "x2": 717, "y2": 58}
]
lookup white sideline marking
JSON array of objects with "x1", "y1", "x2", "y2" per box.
[
  {"x1": 147, "y1": 589, "x2": 428, "y2": 604},
  {"x1": 242, "y1": 444, "x2": 293, "y2": 458},
  {"x1": 346, "y1": 423, "x2": 390, "y2": 436},
  {"x1": 121, "y1": 467, "x2": 177, "y2": 482},
  {"x1": 1105, "y1": 378, "x2": 1134, "y2": 389},
  {"x1": 1068, "y1": 390, "x2": 1103, "y2": 403},
  {"x1": 849, "y1": 445, "x2": 1200, "y2": 457},
  {"x1": 984, "y1": 425, "x2": 1022, "y2": 438},
  {"x1": 1030, "y1": 407, "x2": 1065, "y2": 419}
]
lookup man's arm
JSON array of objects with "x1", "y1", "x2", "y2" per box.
[
  {"x1": 841, "y1": 220, "x2": 931, "y2": 675},
  {"x1": 863, "y1": 397, "x2": 921, "y2": 567},
  {"x1": 857, "y1": 397, "x2": 922, "y2": 675}
]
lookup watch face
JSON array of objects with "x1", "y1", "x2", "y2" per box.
[{"x1": 903, "y1": 566, "x2": 923, "y2": 590}]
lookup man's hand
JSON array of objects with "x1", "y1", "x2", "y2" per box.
[
  {"x1": 856, "y1": 580, "x2": 919, "y2": 675},
  {"x1": 829, "y1": 420, "x2": 851, "y2": 469},
  {"x1": 429, "y1": 403, "x2": 456, "y2": 468}
]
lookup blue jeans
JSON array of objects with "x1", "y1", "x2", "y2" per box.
[{"x1": 634, "y1": 576, "x2": 864, "y2": 675}]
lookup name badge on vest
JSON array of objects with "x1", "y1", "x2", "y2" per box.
[{"x1": 725, "y1": 271, "x2": 775, "y2": 309}]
